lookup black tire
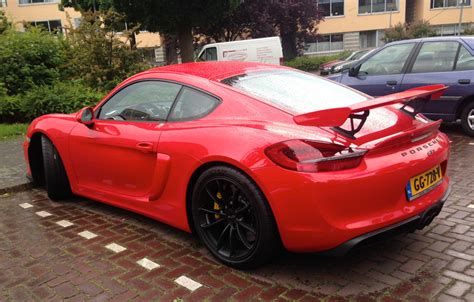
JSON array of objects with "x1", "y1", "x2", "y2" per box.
[
  {"x1": 191, "y1": 166, "x2": 279, "y2": 269},
  {"x1": 41, "y1": 136, "x2": 72, "y2": 200},
  {"x1": 460, "y1": 101, "x2": 474, "y2": 137}
]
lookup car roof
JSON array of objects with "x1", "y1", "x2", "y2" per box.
[
  {"x1": 387, "y1": 36, "x2": 474, "y2": 45},
  {"x1": 148, "y1": 61, "x2": 288, "y2": 80}
]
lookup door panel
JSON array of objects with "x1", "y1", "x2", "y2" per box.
[
  {"x1": 400, "y1": 42, "x2": 474, "y2": 121},
  {"x1": 69, "y1": 80, "x2": 182, "y2": 199},
  {"x1": 69, "y1": 121, "x2": 162, "y2": 197}
]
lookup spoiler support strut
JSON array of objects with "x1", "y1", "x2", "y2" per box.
[{"x1": 293, "y1": 84, "x2": 448, "y2": 139}]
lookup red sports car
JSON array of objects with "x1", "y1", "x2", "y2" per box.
[{"x1": 24, "y1": 62, "x2": 451, "y2": 268}]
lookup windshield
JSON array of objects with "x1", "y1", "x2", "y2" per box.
[
  {"x1": 222, "y1": 70, "x2": 368, "y2": 114},
  {"x1": 351, "y1": 50, "x2": 369, "y2": 60}
]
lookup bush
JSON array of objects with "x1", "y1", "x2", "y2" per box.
[
  {"x1": 20, "y1": 81, "x2": 105, "y2": 121},
  {"x1": 0, "y1": 28, "x2": 70, "y2": 96},
  {"x1": 0, "y1": 81, "x2": 105, "y2": 123},
  {"x1": 284, "y1": 52, "x2": 348, "y2": 72}
]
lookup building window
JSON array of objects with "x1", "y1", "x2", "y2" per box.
[
  {"x1": 19, "y1": 0, "x2": 59, "y2": 4},
  {"x1": 0, "y1": 0, "x2": 7, "y2": 7},
  {"x1": 359, "y1": 0, "x2": 399, "y2": 14},
  {"x1": 431, "y1": 0, "x2": 471, "y2": 8},
  {"x1": 30, "y1": 20, "x2": 62, "y2": 33},
  {"x1": 305, "y1": 34, "x2": 344, "y2": 53},
  {"x1": 318, "y1": 0, "x2": 344, "y2": 17},
  {"x1": 359, "y1": 30, "x2": 385, "y2": 48}
]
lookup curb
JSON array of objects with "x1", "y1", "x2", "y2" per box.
[{"x1": 0, "y1": 182, "x2": 35, "y2": 195}]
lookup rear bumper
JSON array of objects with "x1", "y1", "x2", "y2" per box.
[{"x1": 320, "y1": 185, "x2": 451, "y2": 257}]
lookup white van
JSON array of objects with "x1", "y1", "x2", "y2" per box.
[{"x1": 196, "y1": 37, "x2": 284, "y2": 65}]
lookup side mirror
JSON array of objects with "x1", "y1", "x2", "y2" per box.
[
  {"x1": 348, "y1": 66, "x2": 358, "y2": 77},
  {"x1": 76, "y1": 107, "x2": 94, "y2": 127}
]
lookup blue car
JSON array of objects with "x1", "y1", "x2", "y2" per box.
[{"x1": 328, "y1": 37, "x2": 474, "y2": 136}]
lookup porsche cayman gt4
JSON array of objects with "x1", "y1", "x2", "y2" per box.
[{"x1": 24, "y1": 62, "x2": 451, "y2": 268}]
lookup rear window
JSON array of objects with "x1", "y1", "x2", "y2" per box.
[{"x1": 222, "y1": 70, "x2": 368, "y2": 114}]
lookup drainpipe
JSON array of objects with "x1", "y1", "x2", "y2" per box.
[{"x1": 458, "y1": 0, "x2": 465, "y2": 36}]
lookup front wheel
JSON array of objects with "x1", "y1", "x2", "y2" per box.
[
  {"x1": 191, "y1": 166, "x2": 279, "y2": 269},
  {"x1": 460, "y1": 101, "x2": 474, "y2": 137},
  {"x1": 41, "y1": 136, "x2": 72, "y2": 200}
]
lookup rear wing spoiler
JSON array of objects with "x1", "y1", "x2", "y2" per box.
[{"x1": 293, "y1": 84, "x2": 447, "y2": 138}]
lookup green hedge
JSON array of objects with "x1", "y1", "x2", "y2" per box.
[
  {"x1": 284, "y1": 52, "x2": 349, "y2": 72},
  {"x1": 0, "y1": 81, "x2": 105, "y2": 123}
]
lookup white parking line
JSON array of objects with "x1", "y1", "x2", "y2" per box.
[
  {"x1": 175, "y1": 275, "x2": 203, "y2": 291},
  {"x1": 19, "y1": 203, "x2": 33, "y2": 209},
  {"x1": 136, "y1": 258, "x2": 160, "y2": 271},
  {"x1": 468, "y1": 204, "x2": 474, "y2": 209},
  {"x1": 105, "y1": 243, "x2": 127, "y2": 253},
  {"x1": 469, "y1": 142, "x2": 474, "y2": 146},
  {"x1": 35, "y1": 211, "x2": 52, "y2": 217},
  {"x1": 78, "y1": 231, "x2": 98, "y2": 239},
  {"x1": 56, "y1": 220, "x2": 74, "y2": 228}
]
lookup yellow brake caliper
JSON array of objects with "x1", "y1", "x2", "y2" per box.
[{"x1": 214, "y1": 192, "x2": 223, "y2": 219}]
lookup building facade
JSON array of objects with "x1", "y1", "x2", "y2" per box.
[
  {"x1": 0, "y1": 0, "x2": 165, "y2": 64},
  {"x1": 309, "y1": 0, "x2": 473, "y2": 55}
]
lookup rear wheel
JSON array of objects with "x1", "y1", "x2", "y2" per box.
[
  {"x1": 41, "y1": 136, "x2": 72, "y2": 200},
  {"x1": 460, "y1": 101, "x2": 474, "y2": 137},
  {"x1": 191, "y1": 166, "x2": 279, "y2": 269}
]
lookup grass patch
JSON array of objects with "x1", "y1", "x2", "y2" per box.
[{"x1": 0, "y1": 123, "x2": 28, "y2": 140}]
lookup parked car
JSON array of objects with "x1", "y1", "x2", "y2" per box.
[
  {"x1": 25, "y1": 62, "x2": 450, "y2": 268},
  {"x1": 320, "y1": 49, "x2": 372, "y2": 75},
  {"x1": 328, "y1": 37, "x2": 474, "y2": 136},
  {"x1": 196, "y1": 37, "x2": 284, "y2": 65},
  {"x1": 330, "y1": 48, "x2": 378, "y2": 74}
]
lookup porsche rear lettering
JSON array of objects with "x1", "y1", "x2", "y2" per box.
[{"x1": 401, "y1": 138, "x2": 439, "y2": 157}]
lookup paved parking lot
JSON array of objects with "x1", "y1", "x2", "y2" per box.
[{"x1": 0, "y1": 125, "x2": 473, "y2": 301}]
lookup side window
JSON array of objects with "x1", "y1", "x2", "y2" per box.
[
  {"x1": 168, "y1": 87, "x2": 219, "y2": 121},
  {"x1": 411, "y1": 42, "x2": 458, "y2": 73},
  {"x1": 206, "y1": 47, "x2": 217, "y2": 61},
  {"x1": 455, "y1": 46, "x2": 474, "y2": 71},
  {"x1": 359, "y1": 43, "x2": 415, "y2": 76},
  {"x1": 197, "y1": 47, "x2": 217, "y2": 62},
  {"x1": 98, "y1": 81, "x2": 181, "y2": 122}
]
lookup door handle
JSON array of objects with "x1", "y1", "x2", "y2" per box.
[
  {"x1": 135, "y1": 142, "x2": 154, "y2": 153},
  {"x1": 458, "y1": 79, "x2": 471, "y2": 85},
  {"x1": 386, "y1": 80, "x2": 398, "y2": 86}
]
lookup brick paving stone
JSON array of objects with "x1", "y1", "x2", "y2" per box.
[
  {"x1": 0, "y1": 126, "x2": 473, "y2": 301},
  {"x1": 445, "y1": 281, "x2": 472, "y2": 298}
]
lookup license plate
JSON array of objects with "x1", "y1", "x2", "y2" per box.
[{"x1": 406, "y1": 165, "x2": 443, "y2": 201}]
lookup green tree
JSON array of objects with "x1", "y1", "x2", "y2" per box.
[
  {"x1": 408, "y1": 20, "x2": 436, "y2": 38},
  {"x1": 62, "y1": 0, "x2": 113, "y2": 12},
  {"x1": 111, "y1": 0, "x2": 240, "y2": 62},
  {"x1": 67, "y1": 10, "x2": 150, "y2": 90},
  {"x1": 383, "y1": 22, "x2": 410, "y2": 42},
  {"x1": 384, "y1": 20, "x2": 436, "y2": 43},
  {"x1": 0, "y1": 11, "x2": 11, "y2": 34}
]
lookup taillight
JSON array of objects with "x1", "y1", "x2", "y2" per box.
[{"x1": 264, "y1": 140, "x2": 367, "y2": 172}]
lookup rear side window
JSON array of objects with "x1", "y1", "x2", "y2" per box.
[
  {"x1": 168, "y1": 87, "x2": 220, "y2": 121},
  {"x1": 456, "y1": 46, "x2": 474, "y2": 71},
  {"x1": 411, "y1": 42, "x2": 458, "y2": 73},
  {"x1": 222, "y1": 70, "x2": 368, "y2": 114}
]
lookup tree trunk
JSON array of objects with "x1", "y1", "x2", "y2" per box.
[
  {"x1": 129, "y1": 32, "x2": 137, "y2": 50},
  {"x1": 165, "y1": 35, "x2": 178, "y2": 65},
  {"x1": 177, "y1": 24, "x2": 194, "y2": 63},
  {"x1": 281, "y1": 31, "x2": 298, "y2": 61}
]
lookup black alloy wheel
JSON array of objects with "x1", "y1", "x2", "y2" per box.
[{"x1": 191, "y1": 166, "x2": 279, "y2": 269}]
